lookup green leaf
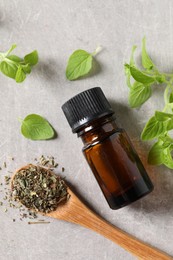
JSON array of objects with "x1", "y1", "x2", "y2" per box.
[
  {"x1": 7, "y1": 55, "x2": 22, "y2": 62},
  {"x1": 20, "y1": 114, "x2": 55, "y2": 140},
  {"x1": 128, "y1": 82, "x2": 152, "y2": 108},
  {"x1": 21, "y1": 63, "x2": 31, "y2": 74},
  {"x1": 148, "y1": 134, "x2": 173, "y2": 167},
  {"x1": 130, "y1": 66, "x2": 156, "y2": 84},
  {"x1": 124, "y1": 64, "x2": 132, "y2": 88},
  {"x1": 141, "y1": 111, "x2": 173, "y2": 141},
  {"x1": 155, "y1": 74, "x2": 166, "y2": 83},
  {"x1": 124, "y1": 46, "x2": 137, "y2": 88},
  {"x1": 130, "y1": 45, "x2": 137, "y2": 66},
  {"x1": 155, "y1": 111, "x2": 173, "y2": 121},
  {"x1": 148, "y1": 141, "x2": 165, "y2": 165},
  {"x1": 0, "y1": 60, "x2": 18, "y2": 79},
  {"x1": 142, "y1": 37, "x2": 154, "y2": 70},
  {"x1": 162, "y1": 147, "x2": 173, "y2": 169},
  {"x1": 141, "y1": 115, "x2": 167, "y2": 141},
  {"x1": 66, "y1": 50, "x2": 93, "y2": 80},
  {"x1": 15, "y1": 66, "x2": 26, "y2": 83},
  {"x1": 24, "y1": 50, "x2": 38, "y2": 65},
  {"x1": 169, "y1": 92, "x2": 173, "y2": 103},
  {"x1": 167, "y1": 120, "x2": 173, "y2": 131},
  {"x1": 159, "y1": 134, "x2": 173, "y2": 148},
  {"x1": 155, "y1": 111, "x2": 173, "y2": 130}
]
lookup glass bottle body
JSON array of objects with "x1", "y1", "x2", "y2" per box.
[{"x1": 79, "y1": 116, "x2": 153, "y2": 209}]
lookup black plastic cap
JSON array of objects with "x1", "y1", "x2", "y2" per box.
[{"x1": 61, "y1": 87, "x2": 114, "y2": 133}]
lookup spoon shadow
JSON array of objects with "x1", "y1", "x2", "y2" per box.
[{"x1": 65, "y1": 180, "x2": 102, "y2": 217}]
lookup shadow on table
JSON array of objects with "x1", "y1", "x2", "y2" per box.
[
  {"x1": 0, "y1": 10, "x2": 6, "y2": 24},
  {"x1": 64, "y1": 179, "x2": 103, "y2": 217},
  {"x1": 35, "y1": 58, "x2": 58, "y2": 82},
  {"x1": 109, "y1": 100, "x2": 173, "y2": 215}
]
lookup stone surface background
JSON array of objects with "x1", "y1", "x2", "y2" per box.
[{"x1": 0, "y1": 0, "x2": 173, "y2": 259}]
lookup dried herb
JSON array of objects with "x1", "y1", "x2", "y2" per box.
[
  {"x1": 12, "y1": 165, "x2": 69, "y2": 213},
  {"x1": 4, "y1": 176, "x2": 11, "y2": 185},
  {"x1": 39, "y1": 155, "x2": 60, "y2": 169},
  {"x1": 3, "y1": 162, "x2": 7, "y2": 168},
  {"x1": 0, "y1": 155, "x2": 66, "y2": 223},
  {"x1": 28, "y1": 221, "x2": 50, "y2": 224}
]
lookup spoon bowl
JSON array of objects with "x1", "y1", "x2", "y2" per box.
[{"x1": 11, "y1": 165, "x2": 172, "y2": 260}]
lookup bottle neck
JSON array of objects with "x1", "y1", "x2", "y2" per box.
[{"x1": 77, "y1": 115, "x2": 119, "y2": 146}]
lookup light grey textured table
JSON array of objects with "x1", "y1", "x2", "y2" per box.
[{"x1": 0, "y1": 0, "x2": 173, "y2": 259}]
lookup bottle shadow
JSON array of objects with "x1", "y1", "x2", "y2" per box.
[{"x1": 109, "y1": 100, "x2": 173, "y2": 216}]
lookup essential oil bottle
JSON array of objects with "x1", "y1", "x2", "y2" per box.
[{"x1": 62, "y1": 87, "x2": 154, "y2": 209}]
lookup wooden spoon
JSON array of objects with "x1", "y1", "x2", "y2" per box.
[{"x1": 12, "y1": 165, "x2": 172, "y2": 260}]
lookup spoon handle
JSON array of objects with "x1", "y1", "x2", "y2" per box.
[
  {"x1": 62, "y1": 199, "x2": 172, "y2": 260},
  {"x1": 76, "y1": 210, "x2": 171, "y2": 259}
]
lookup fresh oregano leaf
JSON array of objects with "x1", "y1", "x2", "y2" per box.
[
  {"x1": 167, "y1": 119, "x2": 173, "y2": 131},
  {"x1": 66, "y1": 49, "x2": 93, "y2": 80},
  {"x1": 142, "y1": 37, "x2": 155, "y2": 70},
  {"x1": 130, "y1": 45, "x2": 137, "y2": 66},
  {"x1": 8, "y1": 55, "x2": 22, "y2": 62},
  {"x1": 15, "y1": 66, "x2": 26, "y2": 83},
  {"x1": 0, "y1": 60, "x2": 18, "y2": 79},
  {"x1": 20, "y1": 114, "x2": 55, "y2": 140},
  {"x1": 141, "y1": 115, "x2": 167, "y2": 141},
  {"x1": 24, "y1": 50, "x2": 38, "y2": 65},
  {"x1": 21, "y1": 64, "x2": 31, "y2": 74},
  {"x1": 155, "y1": 74, "x2": 166, "y2": 83},
  {"x1": 124, "y1": 64, "x2": 132, "y2": 88},
  {"x1": 130, "y1": 66, "x2": 156, "y2": 84},
  {"x1": 148, "y1": 141, "x2": 165, "y2": 165},
  {"x1": 148, "y1": 134, "x2": 173, "y2": 168},
  {"x1": 162, "y1": 147, "x2": 173, "y2": 169},
  {"x1": 169, "y1": 92, "x2": 173, "y2": 103},
  {"x1": 159, "y1": 134, "x2": 173, "y2": 148},
  {"x1": 124, "y1": 46, "x2": 137, "y2": 88},
  {"x1": 142, "y1": 112, "x2": 173, "y2": 141},
  {"x1": 155, "y1": 111, "x2": 173, "y2": 121},
  {"x1": 155, "y1": 111, "x2": 173, "y2": 131},
  {"x1": 129, "y1": 82, "x2": 152, "y2": 108}
]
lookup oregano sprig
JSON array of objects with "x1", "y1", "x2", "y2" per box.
[
  {"x1": 0, "y1": 44, "x2": 38, "y2": 83},
  {"x1": 124, "y1": 37, "x2": 173, "y2": 169}
]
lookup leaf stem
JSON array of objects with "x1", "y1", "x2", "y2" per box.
[
  {"x1": 17, "y1": 117, "x2": 23, "y2": 123},
  {"x1": 163, "y1": 73, "x2": 173, "y2": 77},
  {"x1": 91, "y1": 46, "x2": 103, "y2": 57},
  {"x1": 5, "y1": 44, "x2": 17, "y2": 56}
]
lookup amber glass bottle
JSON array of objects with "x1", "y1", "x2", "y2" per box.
[{"x1": 62, "y1": 87, "x2": 154, "y2": 209}]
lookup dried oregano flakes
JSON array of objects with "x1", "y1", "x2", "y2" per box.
[{"x1": 12, "y1": 165, "x2": 70, "y2": 213}]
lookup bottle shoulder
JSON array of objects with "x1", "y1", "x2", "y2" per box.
[{"x1": 82, "y1": 128, "x2": 125, "y2": 151}]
